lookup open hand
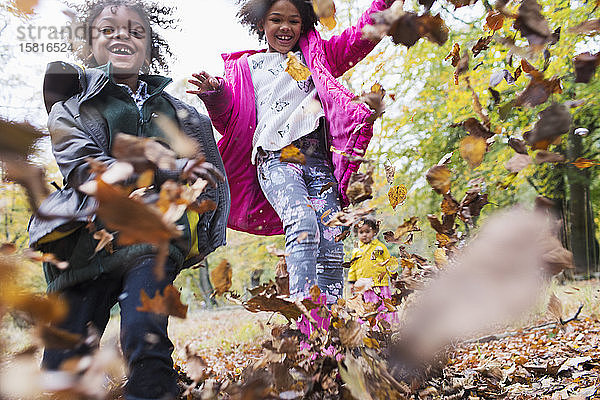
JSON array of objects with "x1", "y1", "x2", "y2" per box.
[
  {"x1": 182, "y1": 158, "x2": 225, "y2": 187},
  {"x1": 187, "y1": 72, "x2": 220, "y2": 95}
]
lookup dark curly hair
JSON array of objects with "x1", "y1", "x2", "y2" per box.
[
  {"x1": 353, "y1": 217, "x2": 380, "y2": 235},
  {"x1": 68, "y1": 0, "x2": 177, "y2": 73},
  {"x1": 237, "y1": 0, "x2": 318, "y2": 41}
]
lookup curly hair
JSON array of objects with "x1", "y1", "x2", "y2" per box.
[
  {"x1": 237, "y1": 0, "x2": 318, "y2": 41},
  {"x1": 353, "y1": 217, "x2": 380, "y2": 235},
  {"x1": 68, "y1": 0, "x2": 177, "y2": 73}
]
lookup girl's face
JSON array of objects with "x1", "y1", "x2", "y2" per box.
[
  {"x1": 260, "y1": 0, "x2": 302, "y2": 54},
  {"x1": 357, "y1": 224, "x2": 376, "y2": 245},
  {"x1": 91, "y1": 6, "x2": 150, "y2": 79}
]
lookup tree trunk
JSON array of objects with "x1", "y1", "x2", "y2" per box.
[{"x1": 567, "y1": 133, "x2": 598, "y2": 277}]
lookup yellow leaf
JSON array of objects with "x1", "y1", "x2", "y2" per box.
[
  {"x1": 15, "y1": 0, "x2": 38, "y2": 14},
  {"x1": 320, "y1": 15, "x2": 337, "y2": 30},
  {"x1": 280, "y1": 144, "x2": 306, "y2": 164},
  {"x1": 426, "y1": 165, "x2": 451, "y2": 194},
  {"x1": 388, "y1": 184, "x2": 407, "y2": 209},
  {"x1": 434, "y1": 248, "x2": 448, "y2": 268},
  {"x1": 210, "y1": 260, "x2": 232, "y2": 296},
  {"x1": 459, "y1": 136, "x2": 487, "y2": 168},
  {"x1": 363, "y1": 337, "x2": 379, "y2": 349},
  {"x1": 285, "y1": 52, "x2": 311, "y2": 81}
]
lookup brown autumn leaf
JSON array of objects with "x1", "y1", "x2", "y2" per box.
[
  {"x1": 445, "y1": 43, "x2": 461, "y2": 67},
  {"x1": 454, "y1": 51, "x2": 469, "y2": 85},
  {"x1": 455, "y1": 118, "x2": 493, "y2": 139},
  {"x1": 154, "y1": 113, "x2": 200, "y2": 158},
  {"x1": 534, "y1": 150, "x2": 565, "y2": 164},
  {"x1": 275, "y1": 258, "x2": 289, "y2": 295},
  {"x1": 515, "y1": 74, "x2": 562, "y2": 107},
  {"x1": 521, "y1": 58, "x2": 537, "y2": 73},
  {"x1": 279, "y1": 144, "x2": 306, "y2": 165},
  {"x1": 22, "y1": 249, "x2": 69, "y2": 270},
  {"x1": 285, "y1": 52, "x2": 311, "y2": 81},
  {"x1": 37, "y1": 325, "x2": 83, "y2": 349},
  {"x1": 427, "y1": 214, "x2": 456, "y2": 237},
  {"x1": 0, "y1": 118, "x2": 46, "y2": 158},
  {"x1": 472, "y1": 36, "x2": 493, "y2": 57},
  {"x1": 441, "y1": 193, "x2": 459, "y2": 215},
  {"x1": 92, "y1": 229, "x2": 114, "y2": 255},
  {"x1": 384, "y1": 217, "x2": 420, "y2": 244},
  {"x1": 312, "y1": 0, "x2": 336, "y2": 30},
  {"x1": 458, "y1": 188, "x2": 489, "y2": 224},
  {"x1": 513, "y1": 0, "x2": 552, "y2": 46},
  {"x1": 84, "y1": 180, "x2": 181, "y2": 246},
  {"x1": 377, "y1": 9, "x2": 449, "y2": 48},
  {"x1": 465, "y1": 77, "x2": 491, "y2": 128},
  {"x1": 309, "y1": 285, "x2": 321, "y2": 302},
  {"x1": 352, "y1": 83, "x2": 386, "y2": 123},
  {"x1": 547, "y1": 293, "x2": 563, "y2": 322},
  {"x1": 524, "y1": 103, "x2": 572, "y2": 149},
  {"x1": 0, "y1": 243, "x2": 17, "y2": 255},
  {"x1": 324, "y1": 206, "x2": 375, "y2": 228},
  {"x1": 505, "y1": 153, "x2": 533, "y2": 173},
  {"x1": 573, "y1": 52, "x2": 600, "y2": 83},
  {"x1": 136, "y1": 284, "x2": 188, "y2": 319},
  {"x1": 182, "y1": 345, "x2": 209, "y2": 396},
  {"x1": 388, "y1": 184, "x2": 407, "y2": 210},
  {"x1": 3, "y1": 159, "x2": 49, "y2": 212},
  {"x1": 111, "y1": 133, "x2": 177, "y2": 171},
  {"x1": 426, "y1": 165, "x2": 451, "y2": 194},
  {"x1": 338, "y1": 319, "x2": 365, "y2": 348},
  {"x1": 4, "y1": 292, "x2": 68, "y2": 324},
  {"x1": 568, "y1": 19, "x2": 600, "y2": 36},
  {"x1": 346, "y1": 164, "x2": 374, "y2": 205},
  {"x1": 210, "y1": 260, "x2": 232, "y2": 297},
  {"x1": 459, "y1": 136, "x2": 487, "y2": 168},
  {"x1": 335, "y1": 229, "x2": 351, "y2": 242},
  {"x1": 244, "y1": 282, "x2": 318, "y2": 320},
  {"x1": 448, "y1": 0, "x2": 478, "y2": 8},
  {"x1": 508, "y1": 137, "x2": 529, "y2": 154},
  {"x1": 485, "y1": 11, "x2": 505, "y2": 31},
  {"x1": 571, "y1": 157, "x2": 599, "y2": 169},
  {"x1": 417, "y1": 13, "x2": 450, "y2": 46}
]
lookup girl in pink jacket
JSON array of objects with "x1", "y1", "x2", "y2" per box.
[{"x1": 189, "y1": 0, "x2": 394, "y2": 303}]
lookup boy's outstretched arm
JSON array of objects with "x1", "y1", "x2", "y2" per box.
[
  {"x1": 322, "y1": 0, "x2": 397, "y2": 78},
  {"x1": 188, "y1": 72, "x2": 234, "y2": 135}
]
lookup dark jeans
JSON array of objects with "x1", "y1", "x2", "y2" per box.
[{"x1": 42, "y1": 255, "x2": 179, "y2": 400}]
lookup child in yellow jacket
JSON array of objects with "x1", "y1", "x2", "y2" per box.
[{"x1": 348, "y1": 217, "x2": 398, "y2": 298}]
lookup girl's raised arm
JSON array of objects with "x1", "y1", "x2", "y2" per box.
[
  {"x1": 322, "y1": 0, "x2": 395, "y2": 78},
  {"x1": 189, "y1": 72, "x2": 235, "y2": 136}
]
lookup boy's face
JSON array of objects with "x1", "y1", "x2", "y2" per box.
[
  {"x1": 260, "y1": 0, "x2": 302, "y2": 54},
  {"x1": 357, "y1": 224, "x2": 376, "y2": 245},
  {"x1": 91, "y1": 6, "x2": 149, "y2": 77}
]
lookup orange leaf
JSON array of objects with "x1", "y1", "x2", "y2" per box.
[
  {"x1": 459, "y1": 136, "x2": 487, "y2": 168},
  {"x1": 136, "y1": 284, "x2": 188, "y2": 319},
  {"x1": 279, "y1": 144, "x2": 306, "y2": 165},
  {"x1": 426, "y1": 165, "x2": 451, "y2": 194},
  {"x1": 210, "y1": 260, "x2": 232, "y2": 297},
  {"x1": 485, "y1": 11, "x2": 505, "y2": 31},
  {"x1": 571, "y1": 157, "x2": 599, "y2": 169}
]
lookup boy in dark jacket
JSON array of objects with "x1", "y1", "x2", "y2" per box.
[{"x1": 27, "y1": 1, "x2": 230, "y2": 399}]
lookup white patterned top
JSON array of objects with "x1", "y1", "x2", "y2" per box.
[{"x1": 248, "y1": 51, "x2": 324, "y2": 164}]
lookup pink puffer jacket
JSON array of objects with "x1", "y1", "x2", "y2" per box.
[{"x1": 200, "y1": 0, "x2": 391, "y2": 235}]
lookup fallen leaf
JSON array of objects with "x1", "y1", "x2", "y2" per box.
[
  {"x1": 459, "y1": 136, "x2": 487, "y2": 168},
  {"x1": 210, "y1": 260, "x2": 232, "y2": 297},
  {"x1": 426, "y1": 165, "x2": 451, "y2": 194},
  {"x1": 285, "y1": 52, "x2": 311, "y2": 81},
  {"x1": 182, "y1": 344, "x2": 209, "y2": 395},
  {"x1": 388, "y1": 184, "x2": 407, "y2": 209},
  {"x1": 279, "y1": 144, "x2": 306, "y2": 165},
  {"x1": 137, "y1": 285, "x2": 187, "y2": 318}
]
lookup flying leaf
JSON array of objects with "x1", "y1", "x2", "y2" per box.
[
  {"x1": 547, "y1": 293, "x2": 563, "y2": 322},
  {"x1": 455, "y1": 117, "x2": 494, "y2": 139},
  {"x1": 445, "y1": 43, "x2": 461, "y2": 67},
  {"x1": 384, "y1": 159, "x2": 396, "y2": 184},
  {"x1": 312, "y1": 0, "x2": 337, "y2": 30},
  {"x1": 508, "y1": 137, "x2": 529, "y2": 154},
  {"x1": 210, "y1": 260, "x2": 232, "y2": 297},
  {"x1": 23, "y1": 249, "x2": 69, "y2": 270},
  {"x1": 441, "y1": 193, "x2": 459, "y2": 215},
  {"x1": 524, "y1": 103, "x2": 572, "y2": 149},
  {"x1": 4, "y1": 292, "x2": 68, "y2": 324},
  {"x1": 388, "y1": 184, "x2": 407, "y2": 209},
  {"x1": 458, "y1": 188, "x2": 488, "y2": 224},
  {"x1": 285, "y1": 52, "x2": 311, "y2": 81},
  {"x1": 0, "y1": 119, "x2": 46, "y2": 158},
  {"x1": 111, "y1": 133, "x2": 177, "y2": 171},
  {"x1": 279, "y1": 144, "x2": 306, "y2": 165},
  {"x1": 459, "y1": 136, "x2": 487, "y2": 168},
  {"x1": 137, "y1": 284, "x2": 188, "y2": 319},
  {"x1": 375, "y1": 9, "x2": 449, "y2": 48},
  {"x1": 472, "y1": 36, "x2": 493, "y2": 57},
  {"x1": 513, "y1": 0, "x2": 552, "y2": 46},
  {"x1": 515, "y1": 74, "x2": 562, "y2": 107},
  {"x1": 571, "y1": 157, "x2": 599, "y2": 169},
  {"x1": 182, "y1": 345, "x2": 209, "y2": 396},
  {"x1": 568, "y1": 19, "x2": 600, "y2": 35},
  {"x1": 534, "y1": 150, "x2": 565, "y2": 164},
  {"x1": 3, "y1": 159, "x2": 49, "y2": 212},
  {"x1": 384, "y1": 217, "x2": 420, "y2": 244},
  {"x1": 426, "y1": 165, "x2": 451, "y2": 194},
  {"x1": 573, "y1": 52, "x2": 600, "y2": 83},
  {"x1": 485, "y1": 11, "x2": 505, "y2": 31},
  {"x1": 14, "y1": 0, "x2": 39, "y2": 14},
  {"x1": 92, "y1": 229, "x2": 114, "y2": 254},
  {"x1": 454, "y1": 51, "x2": 469, "y2": 84},
  {"x1": 38, "y1": 325, "x2": 83, "y2": 349},
  {"x1": 346, "y1": 164, "x2": 374, "y2": 205},
  {"x1": 489, "y1": 69, "x2": 515, "y2": 87},
  {"x1": 154, "y1": 113, "x2": 200, "y2": 158},
  {"x1": 505, "y1": 153, "x2": 533, "y2": 172},
  {"x1": 83, "y1": 180, "x2": 181, "y2": 246},
  {"x1": 352, "y1": 83, "x2": 386, "y2": 123}
]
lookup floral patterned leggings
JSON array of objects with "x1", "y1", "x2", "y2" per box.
[{"x1": 257, "y1": 129, "x2": 344, "y2": 303}]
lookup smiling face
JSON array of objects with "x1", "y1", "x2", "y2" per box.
[
  {"x1": 260, "y1": 0, "x2": 302, "y2": 54},
  {"x1": 90, "y1": 6, "x2": 149, "y2": 86},
  {"x1": 357, "y1": 224, "x2": 376, "y2": 245}
]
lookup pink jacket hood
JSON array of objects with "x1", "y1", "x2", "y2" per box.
[{"x1": 200, "y1": 0, "x2": 391, "y2": 235}]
